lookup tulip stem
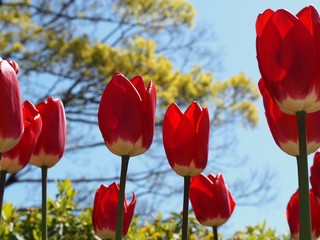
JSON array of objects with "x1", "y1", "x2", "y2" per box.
[
  {"x1": 41, "y1": 166, "x2": 48, "y2": 240},
  {"x1": 213, "y1": 226, "x2": 218, "y2": 240},
  {"x1": 182, "y1": 176, "x2": 191, "y2": 240},
  {"x1": 115, "y1": 155, "x2": 130, "y2": 240},
  {"x1": 0, "y1": 168, "x2": 6, "y2": 225},
  {"x1": 296, "y1": 111, "x2": 312, "y2": 240}
]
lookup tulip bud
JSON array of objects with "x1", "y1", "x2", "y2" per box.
[
  {"x1": 0, "y1": 59, "x2": 23, "y2": 153},
  {"x1": 163, "y1": 101, "x2": 209, "y2": 176},
  {"x1": 286, "y1": 189, "x2": 320, "y2": 240},
  {"x1": 189, "y1": 173, "x2": 235, "y2": 227},
  {"x1": 98, "y1": 72, "x2": 156, "y2": 157},
  {"x1": 256, "y1": 6, "x2": 320, "y2": 114},
  {"x1": 30, "y1": 97, "x2": 66, "y2": 168},
  {"x1": 92, "y1": 183, "x2": 136, "y2": 239}
]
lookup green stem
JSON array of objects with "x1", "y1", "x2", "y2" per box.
[
  {"x1": 182, "y1": 176, "x2": 191, "y2": 240},
  {"x1": 213, "y1": 226, "x2": 218, "y2": 240},
  {"x1": 115, "y1": 156, "x2": 130, "y2": 240},
  {"x1": 296, "y1": 111, "x2": 312, "y2": 240},
  {"x1": 41, "y1": 166, "x2": 48, "y2": 240},
  {"x1": 0, "y1": 167, "x2": 6, "y2": 225}
]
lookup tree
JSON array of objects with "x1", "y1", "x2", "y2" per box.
[{"x1": 0, "y1": 0, "x2": 271, "y2": 214}]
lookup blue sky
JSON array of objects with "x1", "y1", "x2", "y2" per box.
[{"x1": 188, "y1": 0, "x2": 320, "y2": 236}]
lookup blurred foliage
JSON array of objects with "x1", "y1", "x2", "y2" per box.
[
  {"x1": 1, "y1": 179, "x2": 94, "y2": 240},
  {"x1": 230, "y1": 222, "x2": 291, "y2": 240},
  {"x1": 0, "y1": 180, "x2": 291, "y2": 239}
]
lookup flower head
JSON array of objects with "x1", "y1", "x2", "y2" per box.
[
  {"x1": 162, "y1": 102, "x2": 209, "y2": 176},
  {"x1": 256, "y1": 5, "x2": 320, "y2": 114},
  {"x1": 92, "y1": 183, "x2": 136, "y2": 239},
  {"x1": 0, "y1": 59, "x2": 23, "y2": 152},
  {"x1": 189, "y1": 173, "x2": 235, "y2": 227},
  {"x1": 287, "y1": 189, "x2": 320, "y2": 239},
  {"x1": 98, "y1": 72, "x2": 156, "y2": 156},
  {"x1": 30, "y1": 97, "x2": 66, "y2": 168}
]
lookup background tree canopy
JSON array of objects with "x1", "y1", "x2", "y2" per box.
[{"x1": 0, "y1": 0, "x2": 271, "y2": 215}]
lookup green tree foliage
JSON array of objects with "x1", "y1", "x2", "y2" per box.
[
  {"x1": 0, "y1": 180, "x2": 290, "y2": 239},
  {"x1": 0, "y1": 180, "x2": 93, "y2": 239},
  {"x1": 231, "y1": 222, "x2": 291, "y2": 240},
  {"x1": 0, "y1": 0, "x2": 258, "y2": 126}
]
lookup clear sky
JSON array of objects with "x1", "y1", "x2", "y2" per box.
[{"x1": 189, "y1": 0, "x2": 320, "y2": 236}]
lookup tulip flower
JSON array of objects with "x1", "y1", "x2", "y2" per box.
[
  {"x1": 163, "y1": 101, "x2": 209, "y2": 177},
  {"x1": 310, "y1": 152, "x2": 320, "y2": 202},
  {"x1": 286, "y1": 189, "x2": 320, "y2": 240},
  {"x1": 98, "y1": 73, "x2": 156, "y2": 239},
  {"x1": 28, "y1": 97, "x2": 66, "y2": 239},
  {"x1": 30, "y1": 97, "x2": 66, "y2": 168},
  {"x1": 1, "y1": 101, "x2": 42, "y2": 173},
  {"x1": 259, "y1": 79, "x2": 320, "y2": 156},
  {"x1": 0, "y1": 58, "x2": 23, "y2": 153},
  {"x1": 256, "y1": 5, "x2": 320, "y2": 114},
  {"x1": 92, "y1": 183, "x2": 136, "y2": 240},
  {"x1": 98, "y1": 72, "x2": 156, "y2": 157},
  {"x1": 190, "y1": 173, "x2": 235, "y2": 227},
  {"x1": 163, "y1": 101, "x2": 210, "y2": 239}
]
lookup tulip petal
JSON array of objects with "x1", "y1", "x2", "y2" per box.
[
  {"x1": 123, "y1": 193, "x2": 136, "y2": 236},
  {"x1": 163, "y1": 103, "x2": 183, "y2": 145},
  {"x1": 194, "y1": 108, "x2": 209, "y2": 170},
  {"x1": 142, "y1": 81, "x2": 156, "y2": 149},
  {"x1": 184, "y1": 102, "x2": 202, "y2": 129},
  {"x1": 190, "y1": 174, "x2": 214, "y2": 224},
  {"x1": 163, "y1": 103, "x2": 183, "y2": 166},
  {"x1": 256, "y1": 9, "x2": 275, "y2": 37},
  {"x1": 130, "y1": 75, "x2": 147, "y2": 107},
  {"x1": 172, "y1": 113, "x2": 195, "y2": 168},
  {"x1": 297, "y1": 5, "x2": 320, "y2": 36},
  {"x1": 310, "y1": 152, "x2": 320, "y2": 202}
]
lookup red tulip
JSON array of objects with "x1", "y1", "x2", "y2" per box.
[
  {"x1": 92, "y1": 183, "x2": 136, "y2": 239},
  {"x1": 256, "y1": 6, "x2": 320, "y2": 114},
  {"x1": 98, "y1": 72, "x2": 156, "y2": 157},
  {"x1": 286, "y1": 189, "x2": 320, "y2": 240},
  {"x1": 310, "y1": 152, "x2": 320, "y2": 202},
  {"x1": 259, "y1": 80, "x2": 320, "y2": 156},
  {"x1": 162, "y1": 102, "x2": 209, "y2": 176},
  {"x1": 0, "y1": 58, "x2": 23, "y2": 153},
  {"x1": 30, "y1": 97, "x2": 66, "y2": 168},
  {"x1": 189, "y1": 173, "x2": 235, "y2": 227},
  {"x1": 1, "y1": 101, "x2": 42, "y2": 173}
]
